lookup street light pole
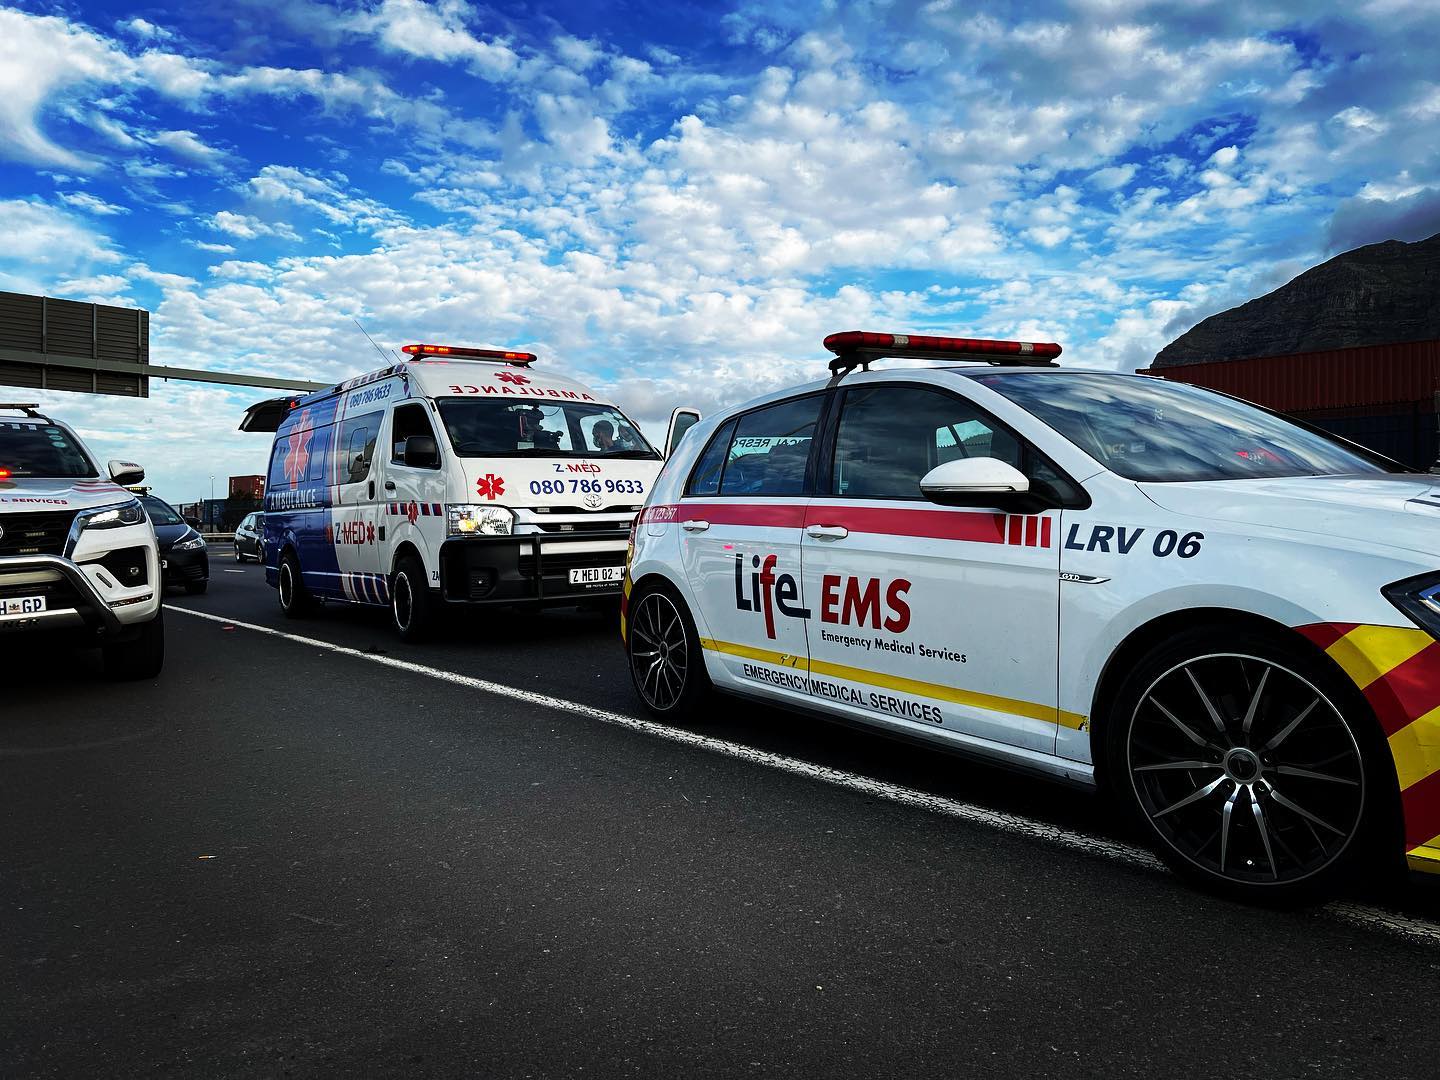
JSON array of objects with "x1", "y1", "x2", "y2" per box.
[{"x1": 209, "y1": 474, "x2": 215, "y2": 531}]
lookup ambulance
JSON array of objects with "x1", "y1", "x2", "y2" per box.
[
  {"x1": 624, "y1": 330, "x2": 1440, "y2": 903},
  {"x1": 242, "y1": 344, "x2": 695, "y2": 640}
]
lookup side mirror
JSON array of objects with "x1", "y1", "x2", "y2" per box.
[
  {"x1": 403, "y1": 435, "x2": 439, "y2": 468},
  {"x1": 108, "y1": 459, "x2": 145, "y2": 486},
  {"x1": 919, "y1": 457, "x2": 1040, "y2": 510},
  {"x1": 665, "y1": 407, "x2": 702, "y2": 458},
  {"x1": 185, "y1": 516, "x2": 201, "y2": 529}
]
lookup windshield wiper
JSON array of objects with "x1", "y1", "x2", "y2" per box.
[{"x1": 600, "y1": 449, "x2": 661, "y2": 459}]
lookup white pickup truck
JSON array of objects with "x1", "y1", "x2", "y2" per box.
[{"x1": 0, "y1": 403, "x2": 164, "y2": 678}]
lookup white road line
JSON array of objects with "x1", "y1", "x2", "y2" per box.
[{"x1": 167, "y1": 603, "x2": 1440, "y2": 948}]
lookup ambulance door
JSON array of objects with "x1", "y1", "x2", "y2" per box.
[
  {"x1": 674, "y1": 393, "x2": 824, "y2": 705},
  {"x1": 332, "y1": 409, "x2": 384, "y2": 603},
  {"x1": 802, "y1": 382, "x2": 1064, "y2": 753},
  {"x1": 381, "y1": 401, "x2": 447, "y2": 590}
]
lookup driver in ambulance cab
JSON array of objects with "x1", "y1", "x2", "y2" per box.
[{"x1": 593, "y1": 420, "x2": 618, "y2": 452}]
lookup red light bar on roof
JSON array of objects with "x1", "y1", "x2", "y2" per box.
[
  {"x1": 823, "y1": 330, "x2": 1062, "y2": 375},
  {"x1": 402, "y1": 343, "x2": 537, "y2": 366}
]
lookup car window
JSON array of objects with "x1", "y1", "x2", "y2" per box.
[
  {"x1": 976, "y1": 372, "x2": 1396, "y2": 482},
  {"x1": 685, "y1": 418, "x2": 737, "y2": 497},
  {"x1": 140, "y1": 496, "x2": 183, "y2": 526},
  {"x1": 716, "y1": 395, "x2": 824, "y2": 497},
  {"x1": 0, "y1": 423, "x2": 98, "y2": 479},
  {"x1": 338, "y1": 412, "x2": 380, "y2": 484},
  {"x1": 830, "y1": 385, "x2": 1024, "y2": 499},
  {"x1": 391, "y1": 403, "x2": 440, "y2": 467}
]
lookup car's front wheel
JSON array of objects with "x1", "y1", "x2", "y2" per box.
[
  {"x1": 626, "y1": 584, "x2": 713, "y2": 718},
  {"x1": 390, "y1": 555, "x2": 435, "y2": 641},
  {"x1": 1107, "y1": 628, "x2": 1392, "y2": 904},
  {"x1": 102, "y1": 607, "x2": 165, "y2": 680}
]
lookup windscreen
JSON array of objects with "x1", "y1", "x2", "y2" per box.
[
  {"x1": 976, "y1": 372, "x2": 1397, "y2": 482},
  {"x1": 0, "y1": 423, "x2": 98, "y2": 479},
  {"x1": 140, "y1": 496, "x2": 184, "y2": 526},
  {"x1": 435, "y1": 400, "x2": 659, "y2": 459}
]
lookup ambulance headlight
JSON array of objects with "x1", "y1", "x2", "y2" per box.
[
  {"x1": 1384, "y1": 572, "x2": 1440, "y2": 640},
  {"x1": 447, "y1": 504, "x2": 514, "y2": 537}
]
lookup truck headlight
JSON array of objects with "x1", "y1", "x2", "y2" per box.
[
  {"x1": 79, "y1": 501, "x2": 147, "y2": 530},
  {"x1": 175, "y1": 535, "x2": 206, "y2": 551},
  {"x1": 447, "y1": 504, "x2": 514, "y2": 537},
  {"x1": 1384, "y1": 573, "x2": 1440, "y2": 639}
]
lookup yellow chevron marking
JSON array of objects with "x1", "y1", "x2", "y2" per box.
[
  {"x1": 1326, "y1": 624, "x2": 1433, "y2": 690},
  {"x1": 1406, "y1": 838, "x2": 1440, "y2": 875},
  {"x1": 1390, "y1": 703, "x2": 1440, "y2": 791},
  {"x1": 699, "y1": 637, "x2": 1087, "y2": 729}
]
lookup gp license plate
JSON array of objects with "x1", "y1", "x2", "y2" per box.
[
  {"x1": 568, "y1": 566, "x2": 623, "y2": 587},
  {"x1": 1, "y1": 595, "x2": 46, "y2": 618}
]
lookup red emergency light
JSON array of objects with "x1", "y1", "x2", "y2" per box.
[
  {"x1": 402, "y1": 343, "x2": 538, "y2": 366},
  {"x1": 0, "y1": 468, "x2": 10, "y2": 479},
  {"x1": 823, "y1": 330, "x2": 1062, "y2": 375}
]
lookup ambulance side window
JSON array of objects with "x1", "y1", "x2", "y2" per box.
[
  {"x1": 717, "y1": 395, "x2": 823, "y2": 497},
  {"x1": 685, "y1": 419, "x2": 737, "y2": 497},
  {"x1": 339, "y1": 413, "x2": 379, "y2": 483},
  {"x1": 390, "y1": 404, "x2": 440, "y2": 468},
  {"x1": 308, "y1": 425, "x2": 330, "y2": 483},
  {"x1": 831, "y1": 385, "x2": 1035, "y2": 500}
]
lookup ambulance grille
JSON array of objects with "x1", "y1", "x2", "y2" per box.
[{"x1": 0, "y1": 510, "x2": 76, "y2": 557}]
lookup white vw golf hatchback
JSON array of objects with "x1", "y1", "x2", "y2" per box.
[{"x1": 623, "y1": 331, "x2": 1440, "y2": 902}]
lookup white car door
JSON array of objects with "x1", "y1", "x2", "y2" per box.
[
  {"x1": 331, "y1": 409, "x2": 385, "y2": 603},
  {"x1": 381, "y1": 400, "x2": 447, "y2": 592},
  {"x1": 801, "y1": 381, "x2": 1076, "y2": 753},
  {"x1": 675, "y1": 393, "x2": 826, "y2": 705}
]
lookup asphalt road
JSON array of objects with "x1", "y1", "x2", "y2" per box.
[{"x1": 6, "y1": 559, "x2": 1440, "y2": 1078}]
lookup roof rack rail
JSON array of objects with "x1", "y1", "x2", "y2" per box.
[
  {"x1": 823, "y1": 331, "x2": 1062, "y2": 376},
  {"x1": 0, "y1": 403, "x2": 49, "y2": 420}
]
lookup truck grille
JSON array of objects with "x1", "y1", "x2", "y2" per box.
[{"x1": 0, "y1": 511, "x2": 76, "y2": 557}]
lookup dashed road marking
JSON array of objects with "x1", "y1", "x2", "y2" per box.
[{"x1": 168, "y1": 604, "x2": 1440, "y2": 949}]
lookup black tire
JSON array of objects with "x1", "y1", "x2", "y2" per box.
[
  {"x1": 390, "y1": 554, "x2": 436, "y2": 641},
  {"x1": 185, "y1": 580, "x2": 208, "y2": 595},
  {"x1": 102, "y1": 607, "x2": 165, "y2": 680},
  {"x1": 1105, "y1": 626, "x2": 1396, "y2": 905},
  {"x1": 234, "y1": 546, "x2": 244, "y2": 563},
  {"x1": 626, "y1": 583, "x2": 713, "y2": 719},
  {"x1": 278, "y1": 550, "x2": 315, "y2": 618}
]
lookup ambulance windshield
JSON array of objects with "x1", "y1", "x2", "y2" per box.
[{"x1": 435, "y1": 400, "x2": 660, "y2": 459}]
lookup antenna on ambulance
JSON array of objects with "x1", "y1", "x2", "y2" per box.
[{"x1": 353, "y1": 319, "x2": 401, "y2": 364}]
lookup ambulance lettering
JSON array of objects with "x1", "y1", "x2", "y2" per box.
[
  {"x1": 1064, "y1": 524, "x2": 1204, "y2": 558},
  {"x1": 733, "y1": 552, "x2": 911, "y2": 640}
]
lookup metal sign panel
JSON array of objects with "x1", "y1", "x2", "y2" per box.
[{"x1": 0, "y1": 291, "x2": 149, "y2": 397}]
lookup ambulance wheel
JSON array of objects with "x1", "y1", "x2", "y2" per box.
[
  {"x1": 627, "y1": 584, "x2": 712, "y2": 718},
  {"x1": 390, "y1": 555, "x2": 435, "y2": 641},
  {"x1": 278, "y1": 551, "x2": 315, "y2": 618},
  {"x1": 1106, "y1": 628, "x2": 1391, "y2": 905}
]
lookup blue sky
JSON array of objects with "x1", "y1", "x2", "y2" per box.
[{"x1": 1, "y1": 0, "x2": 1437, "y2": 505}]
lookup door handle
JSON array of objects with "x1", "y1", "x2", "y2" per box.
[
  {"x1": 368, "y1": 480, "x2": 375, "y2": 499},
  {"x1": 384, "y1": 481, "x2": 396, "y2": 492},
  {"x1": 806, "y1": 524, "x2": 849, "y2": 541},
  {"x1": 681, "y1": 519, "x2": 710, "y2": 532}
]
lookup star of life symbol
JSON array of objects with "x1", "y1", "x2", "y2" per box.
[
  {"x1": 497, "y1": 371, "x2": 530, "y2": 385},
  {"x1": 283, "y1": 409, "x2": 314, "y2": 489},
  {"x1": 407, "y1": 501, "x2": 420, "y2": 525},
  {"x1": 476, "y1": 473, "x2": 506, "y2": 500}
]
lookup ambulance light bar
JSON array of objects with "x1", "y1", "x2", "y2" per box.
[
  {"x1": 823, "y1": 331, "x2": 1062, "y2": 375},
  {"x1": 402, "y1": 343, "x2": 537, "y2": 366}
]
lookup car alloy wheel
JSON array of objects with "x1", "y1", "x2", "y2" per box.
[
  {"x1": 628, "y1": 590, "x2": 689, "y2": 711},
  {"x1": 392, "y1": 570, "x2": 414, "y2": 632},
  {"x1": 279, "y1": 561, "x2": 297, "y2": 608},
  {"x1": 1126, "y1": 653, "x2": 1365, "y2": 887}
]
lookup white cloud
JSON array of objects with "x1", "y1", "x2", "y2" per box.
[
  {"x1": 209, "y1": 210, "x2": 301, "y2": 242},
  {"x1": 57, "y1": 191, "x2": 130, "y2": 215},
  {"x1": 149, "y1": 129, "x2": 236, "y2": 170},
  {"x1": 1088, "y1": 164, "x2": 1137, "y2": 190},
  {"x1": 0, "y1": 199, "x2": 121, "y2": 294},
  {"x1": 356, "y1": 0, "x2": 518, "y2": 78},
  {"x1": 191, "y1": 240, "x2": 237, "y2": 254}
]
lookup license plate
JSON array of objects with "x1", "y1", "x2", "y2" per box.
[
  {"x1": 0, "y1": 595, "x2": 46, "y2": 618},
  {"x1": 568, "y1": 566, "x2": 623, "y2": 586}
]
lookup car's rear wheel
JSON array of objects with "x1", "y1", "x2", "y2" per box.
[
  {"x1": 627, "y1": 585, "x2": 712, "y2": 718},
  {"x1": 278, "y1": 551, "x2": 315, "y2": 618},
  {"x1": 1107, "y1": 628, "x2": 1389, "y2": 904},
  {"x1": 390, "y1": 554, "x2": 435, "y2": 641}
]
